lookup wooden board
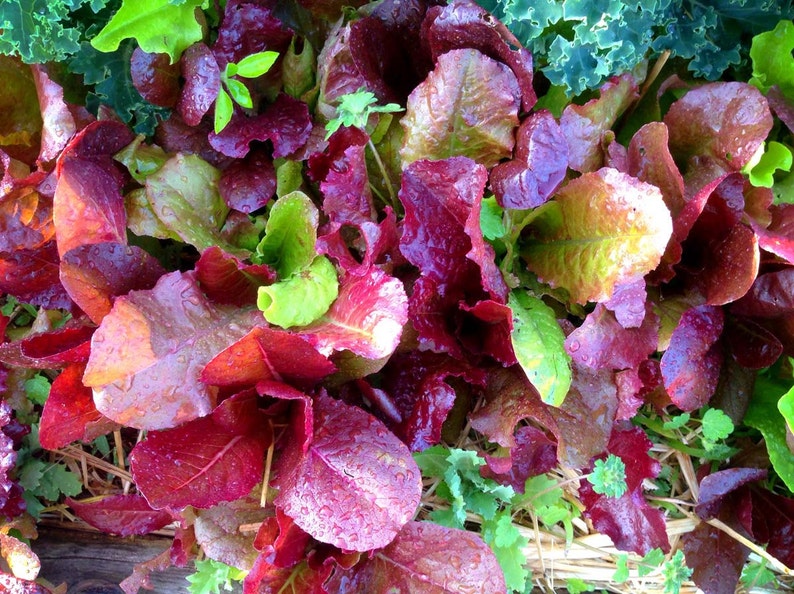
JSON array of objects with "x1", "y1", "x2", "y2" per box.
[{"x1": 33, "y1": 526, "x2": 194, "y2": 593}]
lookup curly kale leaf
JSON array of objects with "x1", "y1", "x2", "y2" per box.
[
  {"x1": 68, "y1": 40, "x2": 169, "y2": 135},
  {"x1": 0, "y1": 0, "x2": 113, "y2": 64}
]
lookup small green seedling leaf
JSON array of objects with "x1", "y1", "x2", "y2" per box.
[
  {"x1": 613, "y1": 553, "x2": 630, "y2": 583},
  {"x1": 235, "y1": 51, "x2": 279, "y2": 78},
  {"x1": 663, "y1": 413, "x2": 690, "y2": 431},
  {"x1": 224, "y1": 78, "x2": 252, "y2": 109},
  {"x1": 662, "y1": 550, "x2": 693, "y2": 594},
  {"x1": 639, "y1": 548, "x2": 666, "y2": 577},
  {"x1": 587, "y1": 454, "x2": 628, "y2": 499},
  {"x1": 701, "y1": 408, "x2": 734, "y2": 443},
  {"x1": 186, "y1": 558, "x2": 246, "y2": 594},
  {"x1": 565, "y1": 577, "x2": 596, "y2": 593},
  {"x1": 325, "y1": 87, "x2": 402, "y2": 139},
  {"x1": 24, "y1": 374, "x2": 50, "y2": 406},
  {"x1": 214, "y1": 87, "x2": 233, "y2": 134}
]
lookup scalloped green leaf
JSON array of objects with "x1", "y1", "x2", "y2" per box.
[
  {"x1": 91, "y1": 0, "x2": 205, "y2": 63},
  {"x1": 745, "y1": 376, "x2": 794, "y2": 492},
  {"x1": 255, "y1": 191, "x2": 319, "y2": 279},
  {"x1": 523, "y1": 168, "x2": 672, "y2": 304},
  {"x1": 508, "y1": 291, "x2": 571, "y2": 407},
  {"x1": 257, "y1": 256, "x2": 338, "y2": 329}
]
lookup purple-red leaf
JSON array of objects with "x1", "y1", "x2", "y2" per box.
[
  {"x1": 218, "y1": 147, "x2": 276, "y2": 213},
  {"x1": 481, "y1": 425, "x2": 557, "y2": 493},
  {"x1": 560, "y1": 73, "x2": 639, "y2": 173},
  {"x1": 300, "y1": 267, "x2": 408, "y2": 360},
  {"x1": 194, "y1": 246, "x2": 276, "y2": 307},
  {"x1": 580, "y1": 427, "x2": 670, "y2": 555},
  {"x1": 664, "y1": 82, "x2": 773, "y2": 171},
  {"x1": 59, "y1": 242, "x2": 166, "y2": 324},
  {"x1": 201, "y1": 326, "x2": 336, "y2": 389},
  {"x1": 683, "y1": 522, "x2": 748, "y2": 594},
  {"x1": 67, "y1": 494, "x2": 173, "y2": 536},
  {"x1": 273, "y1": 393, "x2": 421, "y2": 551},
  {"x1": 130, "y1": 392, "x2": 271, "y2": 510},
  {"x1": 130, "y1": 48, "x2": 180, "y2": 108},
  {"x1": 176, "y1": 43, "x2": 220, "y2": 126},
  {"x1": 324, "y1": 521, "x2": 507, "y2": 593},
  {"x1": 490, "y1": 110, "x2": 568, "y2": 210},
  {"x1": 660, "y1": 305, "x2": 724, "y2": 411},
  {"x1": 424, "y1": 0, "x2": 536, "y2": 111},
  {"x1": 83, "y1": 271, "x2": 263, "y2": 430},
  {"x1": 0, "y1": 320, "x2": 93, "y2": 369},
  {"x1": 208, "y1": 94, "x2": 311, "y2": 159},
  {"x1": 565, "y1": 303, "x2": 658, "y2": 371},
  {"x1": 39, "y1": 363, "x2": 119, "y2": 451},
  {"x1": 628, "y1": 122, "x2": 686, "y2": 220},
  {"x1": 695, "y1": 468, "x2": 767, "y2": 520},
  {"x1": 253, "y1": 508, "x2": 310, "y2": 569}
]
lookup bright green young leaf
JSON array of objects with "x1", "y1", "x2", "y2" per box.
[
  {"x1": 24, "y1": 375, "x2": 50, "y2": 406},
  {"x1": 777, "y1": 384, "x2": 794, "y2": 435},
  {"x1": 587, "y1": 454, "x2": 628, "y2": 499},
  {"x1": 115, "y1": 135, "x2": 168, "y2": 184},
  {"x1": 186, "y1": 558, "x2": 246, "y2": 594},
  {"x1": 750, "y1": 19, "x2": 794, "y2": 97},
  {"x1": 255, "y1": 191, "x2": 319, "y2": 278},
  {"x1": 508, "y1": 291, "x2": 571, "y2": 407},
  {"x1": 523, "y1": 168, "x2": 672, "y2": 304},
  {"x1": 700, "y1": 408, "x2": 734, "y2": 443},
  {"x1": 325, "y1": 87, "x2": 402, "y2": 140},
  {"x1": 224, "y1": 78, "x2": 252, "y2": 109},
  {"x1": 613, "y1": 554, "x2": 630, "y2": 583},
  {"x1": 145, "y1": 154, "x2": 243, "y2": 255},
  {"x1": 275, "y1": 160, "x2": 304, "y2": 198},
  {"x1": 234, "y1": 51, "x2": 279, "y2": 78},
  {"x1": 90, "y1": 0, "x2": 205, "y2": 63},
  {"x1": 481, "y1": 510, "x2": 529, "y2": 592},
  {"x1": 481, "y1": 196, "x2": 506, "y2": 242},
  {"x1": 639, "y1": 548, "x2": 666, "y2": 577},
  {"x1": 745, "y1": 376, "x2": 794, "y2": 491},
  {"x1": 214, "y1": 87, "x2": 233, "y2": 134},
  {"x1": 257, "y1": 256, "x2": 338, "y2": 329},
  {"x1": 565, "y1": 578, "x2": 596, "y2": 594},
  {"x1": 413, "y1": 445, "x2": 452, "y2": 478},
  {"x1": 662, "y1": 550, "x2": 693, "y2": 594},
  {"x1": 663, "y1": 413, "x2": 691, "y2": 431},
  {"x1": 746, "y1": 141, "x2": 793, "y2": 188}
]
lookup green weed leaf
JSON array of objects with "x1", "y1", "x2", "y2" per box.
[
  {"x1": 186, "y1": 558, "x2": 246, "y2": 594},
  {"x1": 662, "y1": 550, "x2": 693, "y2": 594},
  {"x1": 325, "y1": 87, "x2": 402, "y2": 139},
  {"x1": 24, "y1": 375, "x2": 50, "y2": 406},
  {"x1": 224, "y1": 78, "x2": 252, "y2": 109},
  {"x1": 701, "y1": 408, "x2": 734, "y2": 443},
  {"x1": 214, "y1": 87, "x2": 233, "y2": 134},
  {"x1": 587, "y1": 454, "x2": 628, "y2": 499}
]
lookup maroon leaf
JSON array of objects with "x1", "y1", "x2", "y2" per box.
[
  {"x1": 208, "y1": 94, "x2": 312, "y2": 159},
  {"x1": 660, "y1": 305, "x2": 724, "y2": 411},
  {"x1": 748, "y1": 487, "x2": 794, "y2": 567},
  {"x1": 39, "y1": 363, "x2": 119, "y2": 451},
  {"x1": 682, "y1": 522, "x2": 748, "y2": 594},
  {"x1": 54, "y1": 155, "x2": 127, "y2": 258},
  {"x1": 300, "y1": 266, "x2": 408, "y2": 360},
  {"x1": 59, "y1": 242, "x2": 166, "y2": 324},
  {"x1": 753, "y1": 203, "x2": 794, "y2": 265},
  {"x1": 565, "y1": 303, "x2": 658, "y2": 371},
  {"x1": 692, "y1": 223, "x2": 759, "y2": 306},
  {"x1": 273, "y1": 393, "x2": 421, "y2": 551},
  {"x1": 218, "y1": 147, "x2": 276, "y2": 213},
  {"x1": 425, "y1": 0, "x2": 536, "y2": 111},
  {"x1": 580, "y1": 427, "x2": 670, "y2": 555},
  {"x1": 67, "y1": 494, "x2": 173, "y2": 536},
  {"x1": 176, "y1": 43, "x2": 220, "y2": 126},
  {"x1": 0, "y1": 320, "x2": 93, "y2": 369},
  {"x1": 695, "y1": 468, "x2": 767, "y2": 520},
  {"x1": 195, "y1": 246, "x2": 276, "y2": 307},
  {"x1": 324, "y1": 521, "x2": 507, "y2": 593},
  {"x1": 469, "y1": 365, "x2": 557, "y2": 449},
  {"x1": 549, "y1": 365, "x2": 618, "y2": 468},
  {"x1": 723, "y1": 317, "x2": 783, "y2": 369},
  {"x1": 560, "y1": 73, "x2": 639, "y2": 173},
  {"x1": 481, "y1": 425, "x2": 557, "y2": 493},
  {"x1": 382, "y1": 350, "x2": 486, "y2": 450},
  {"x1": 664, "y1": 82, "x2": 773, "y2": 171},
  {"x1": 731, "y1": 268, "x2": 794, "y2": 318},
  {"x1": 604, "y1": 279, "x2": 648, "y2": 329},
  {"x1": 0, "y1": 242, "x2": 73, "y2": 310},
  {"x1": 0, "y1": 402, "x2": 26, "y2": 520},
  {"x1": 627, "y1": 122, "x2": 686, "y2": 220},
  {"x1": 490, "y1": 110, "x2": 568, "y2": 210},
  {"x1": 83, "y1": 271, "x2": 263, "y2": 430},
  {"x1": 253, "y1": 508, "x2": 310, "y2": 569},
  {"x1": 130, "y1": 48, "x2": 180, "y2": 108},
  {"x1": 201, "y1": 326, "x2": 336, "y2": 389},
  {"x1": 130, "y1": 392, "x2": 272, "y2": 510},
  {"x1": 211, "y1": 1, "x2": 292, "y2": 68}
]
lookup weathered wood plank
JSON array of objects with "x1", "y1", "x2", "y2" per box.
[{"x1": 33, "y1": 527, "x2": 193, "y2": 593}]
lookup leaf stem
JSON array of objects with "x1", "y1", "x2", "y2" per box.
[{"x1": 367, "y1": 138, "x2": 399, "y2": 213}]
